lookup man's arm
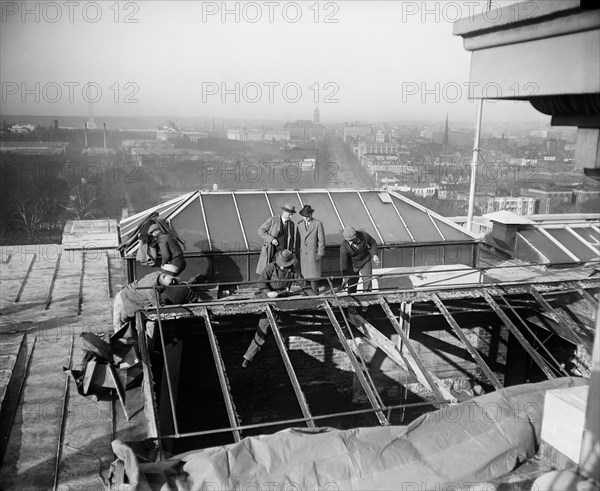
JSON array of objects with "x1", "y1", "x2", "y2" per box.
[
  {"x1": 292, "y1": 271, "x2": 317, "y2": 296},
  {"x1": 157, "y1": 237, "x2": 171, "y2": 265},
  {"x1": 258, "y1": 217, "x2": 276, "y2": 244},
  {"x1": 366, "y1": 232, "x2": 380, "y2": 264},
  {"x1": 257, "y1": 266, "x2": 274, "y2": 292},
  {"x1": 340, "y1": 243, "x2": 351, "y2": 275},
  {"x1": 317, "y1": 221, "x2": 326, "y2": 257}
]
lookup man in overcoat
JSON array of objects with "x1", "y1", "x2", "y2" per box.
[
  {"x1": 256, "y1": 203, "x2": 297, "y2": 275},
  {"x1": 296, "y1": 204, "x2": 326, "y2": 293}
]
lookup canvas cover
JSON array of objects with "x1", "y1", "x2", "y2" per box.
[{"x1": 109, "y1": 377, "x2": 587, "y2": 490}]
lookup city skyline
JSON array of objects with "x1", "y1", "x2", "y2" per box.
[{"x1": 1, "y1": 1, "x2": 548, "y2": 123}]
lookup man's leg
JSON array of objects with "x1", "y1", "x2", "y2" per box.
[
  {"x1": 243, "y1": 316, "x2": 270, "y2": 366},
  {"x1": 347, "y1": 273, "x2": 359, "y2": 294},
  {"x1": 360, "y1": 261, "x2": 373, "y2": 292}
]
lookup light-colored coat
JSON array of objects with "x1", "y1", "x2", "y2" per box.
[
  {"x1": 256, "y1": 216, "x2": 296, "y2": 274},
  {"x1": 296, "y1": 218, "x2": 326, "y2": 280}
]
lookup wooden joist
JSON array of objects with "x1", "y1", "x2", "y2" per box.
[
  {"x1": 431, "y1": 294, "x2": 503, "y2": 391},
  {"x1": 200, "y1": 307, "x2": 242, "y2": 442},
  {"x1": 349, "y1": 310, "x2": 457, "y2": 404},
  {"x1": 378, "y1": 298, "x2": 456, "y2": 403},
  {"x1": 481, "y1": 291, "x2": 556, "y2": 380},
  {"x1": 528, "y1": 286, "x2": 582, "y2": 345},
  {"x1": 323, "y1": 301, "x2": 388, "y2": 425},
  {"x1": 265, "y1": 304, "x2": 316, "y2": 428}
]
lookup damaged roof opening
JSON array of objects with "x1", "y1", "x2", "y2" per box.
[{"x1": 136, "y1": 273, "x2": 599, "y2": 455}]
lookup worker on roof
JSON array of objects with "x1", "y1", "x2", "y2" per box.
[
  {"x1": 148, "y1": 223, "x2": 186, "y2": 275},
  {"x1": 340, "y1": 227, "x2": 380, "y2": 293},
  {"x1": 296, "y1": 204, "x2": 326, "y2": 293},
  {"x1": 113, "y1": 264, "x2": 181, "y2": 332},
  {"x1": 256, "y1": 203, "x2": 297, "y2": 275},
  {"x1": 242, "y1": 249, "x2": 316, "y2": 367}
]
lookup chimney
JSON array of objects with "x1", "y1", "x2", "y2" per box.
[
  {"x1": 84, "y1": 122, "x2": 88, "y2": 148},
  {"x1": 54, "y1": 119, "x2": 58, "y2": 131},
  {"x1": 489, "y1": 212, "x2": 534, "y2": 255},
  {"x1": 103, "y1": 123, "x2": 107, "y2": 149}
]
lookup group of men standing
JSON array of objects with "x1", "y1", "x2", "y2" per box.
[
  {"x1": 113, "y1": 204, "x2": 381, "y2": 367},
  {"x1": 256, "y1": 202, "x2": 380, "y2": 294},
  {"x1": 241, "y1": 203, "x2": 380, "y2": 367}
]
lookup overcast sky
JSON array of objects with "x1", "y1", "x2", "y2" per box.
[{"x1": 1, "y1": 0, "x2": 547, "y2": 123}]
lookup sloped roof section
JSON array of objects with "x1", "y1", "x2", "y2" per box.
[
  {"x1": 119, "y1": 189, "x2": 478, "y2": 254},
  {"x1": 519, "y1": 223, "x2": 600, "y2": 264}
]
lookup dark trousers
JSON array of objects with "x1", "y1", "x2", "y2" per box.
[
  {"x1": 310, "y1": 280, "x2": 320, "y2": 293},
  {"x1": 243, "y1": 317, "x2": 271, "y2": 362},
  {"x1": 168, "y1": 256, "x2": 187, "y2": 274},
  {"x1": 243, "y1": 291, "x2": 281, "y2": 362},
  {"x1": 347, "y1": 261, "x2": 373, "y2": 293}
]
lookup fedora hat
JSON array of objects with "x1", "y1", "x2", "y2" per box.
[
  {"x1": 299, "y1": 205, "x2": 314, "y2": 217},
  {"x1": 275, "y1": 249, "x2": 296, "y2": 268},
  {"x1": 343, "y1": 227, "x2": 357, "y2": 240},
  {"x1": 281, "y1": 203, "x2": 296, "y2": 214},
  {"x1": 161, "y1": 264, "x2": 180, "y2": 276}
]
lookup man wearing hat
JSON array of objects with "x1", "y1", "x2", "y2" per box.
[
  {"x1": 340, "y1": 227, "x2": 380, "y2": 293},
  {"x1": 242, "y1": 249, "x2": 316, "y2": 367},
  {"x1": 296, "y1": 204, "x2": 326, "y2": 293},
  {"x1": 112, "y1": 264, "x2": 181, "y2": 332},
  {"x1": 256, "y1": 203, "x2": 297, "y2": 275},
  {"x1": 148, "y1": 223, "x2": 186, "y2": 275}
]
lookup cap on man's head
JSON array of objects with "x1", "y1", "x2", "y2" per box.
[
  {"x1": 148, "y1": 224, "x2": 161, "y2": 234},
  {"x1": 161, "y1": 264, "x2": 180, "y2": 276},
  {"x1": 281, "y1": 203, "x2": 296, "y2": 214},
  {"x1": 299, "y1": 205, "x2": 314, "y2": 217},
  {"x1": 275, "y1": 249, "x2": 297, "y2": 268},
  {"x1": 343, "y1": 227, "x2": 357, "y2": 240}
]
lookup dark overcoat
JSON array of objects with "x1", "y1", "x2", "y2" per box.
[{"x1": 256, "y1": 216, "x2": 296, "y2": 274}]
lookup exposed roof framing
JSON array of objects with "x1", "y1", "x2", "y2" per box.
[{"x1": 142, "y1": 277, "x2": 598, "y2": 442}]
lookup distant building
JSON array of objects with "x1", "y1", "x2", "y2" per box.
[
  {"x1": 285, "y1": 120, "x2": 325, "y2": 141},
  {"x1": 529, "y1": 130, "x2": 548, "y2": 139},
  {"x1": 361, "y1": 155, "x2": 416, "y2": 176},
  {"x1": 313, "y1": 107, "x2": 320, "y2": 124},
  {"x1": 0, "y1": 141, "x2": 68, "y2": 155},
  {"x1": 264, "y1": 129, "x2": 291, "y2": 141},
  {"x1": 9, "y1": 124, "x2": 35, "y2": 134},
  {"x1": 357, "y1": 140, "x2": 399, "y2": 158},
  {"x1": 573, "y1": 189, "x2": 600, "y2": 204},
  {"x1": 486, "y1": 196, "x2": 537, "y2": 216},
  {"x1": 157, "y1": 121, "x2": 209, "y2": 142},
  {"x1": 412, "y1": 185, "x2": 437, "y2": 198},
  {"x1": 545, "y1": 138, "x2": 565, "y2": 155},
  {"x1": 522, "y1": 188, "x2": 573, "y2": 214},
  {"x1": 343, "y1": 125, "x2": 370, "y2": 141},
  {"x1": 227, "y1": 128, "x2": 291, "y2": 142},
  {"x1": 226, "y1": 128, "x2": 245, "y2": 141},
  {"x1": 246, "y1": 129, "x2": 263, "y2": 142}
]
